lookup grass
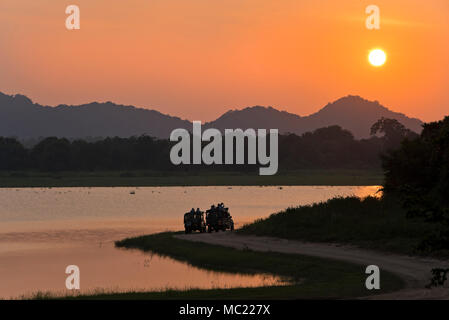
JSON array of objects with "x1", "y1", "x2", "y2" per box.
[
  {"x1": 44, "y1": 232, "x2": 405, "y2": 299},
  {"x1": 0, "y1": 169, "x2": 383, "y2": 188},
  {"x1": 239, "y1": 196, "x2": 447, "y2": 257},
  {"x1": 27, "y1": 285, "x2": 372, "y2": 300}
]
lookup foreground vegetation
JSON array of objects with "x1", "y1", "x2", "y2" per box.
[
  {"x1": 0, "y1": 169, "x2": 382, "y2": 187},
  {"x1": 239, "y1": 196, "x2": 447, "y2": 257},
  {"x1": 31, "y1": 285, "x2": 360, "y2": 300}
]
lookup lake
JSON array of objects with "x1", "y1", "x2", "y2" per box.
[{"x1": 0, "y1": 185, "x2": 379, "y2": 298}]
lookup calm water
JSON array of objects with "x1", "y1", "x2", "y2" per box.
[{"x1": 0, "y1": 186, "x2": 379, "y2": 298}]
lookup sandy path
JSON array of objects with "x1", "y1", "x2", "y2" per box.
[{"x1": 175, "y1": 232, "x2": 449, "y2": 299}]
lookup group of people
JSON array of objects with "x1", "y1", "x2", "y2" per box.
[
  {"x1": 185, "y1": 203, "x2": 230, "y2": 220},
  {"x1": 184, "y1": 203, "x2": 234, "y2": 232},
  {"x1": 187, "y1": 208, "x2": 203, "y2": 215},
  {"x1": 206, "y1": 203, "x2": 230, "y2": 218},
  {"x1": 185, "y1": 208, "x2": 204, "y2": 222}
]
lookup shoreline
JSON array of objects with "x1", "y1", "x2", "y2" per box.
[
  {"x1": 41, "y1": 232, "x2": 403, "y2": 300},
  {"x1": 0, "y1": 170, "x2": 383, "y2": 188}
]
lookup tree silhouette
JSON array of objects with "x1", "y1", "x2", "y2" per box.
[
  {"x1": 382, "y1": 116, "x2": 449, "y2": 286},
  {"x1": 370, "y1": 117, "x2": 419, "y2": 151},
  {"x1": 0, "y1": 120, "x2": 417, "y2": 172},
  {"x1": 0, "y1": 137, "x2": 28, "y2": 170}
]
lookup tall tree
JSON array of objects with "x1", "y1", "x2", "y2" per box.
[
  {"x1": 382, "y1": 116, "x2": 449, "y2": 285},
  {"x1": 370, "y1": 117, "x2": 419, "y2": 151}
]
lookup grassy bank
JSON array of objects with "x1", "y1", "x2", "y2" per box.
[
  {"x1": 0, "y1": 169, "x2": 382, "y2": 188},
  {"x1": 50, "y1": 232, "x2": 404, "y2": 299},
  {"x1": 239, "y1": 196, "x2": 446, "y2": 257}
]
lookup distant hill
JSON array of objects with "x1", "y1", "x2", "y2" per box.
[
  {"x1": 0, "y1": 92, "x2": 422, "y2": 140},
  {"x1": 0, "y1": 92, "x2": 191, "y2": 139},
  {"x1": 205, "y1": 96, "x2": 423, "y2": 139}
]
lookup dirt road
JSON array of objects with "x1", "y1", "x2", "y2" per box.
[{"x1": 175, "y1": 232, "x2": 449, "y2": 299}]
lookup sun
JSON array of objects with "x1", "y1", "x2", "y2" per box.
[{"x1": 368, "y1": 49, "x2": 387, "y2": 67}]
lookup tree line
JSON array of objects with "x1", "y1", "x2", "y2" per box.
[{"x1": 0, "y1": 118, "x2": 416, "y2": 172}]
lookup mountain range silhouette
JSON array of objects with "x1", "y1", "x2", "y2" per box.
[{"x1": 0, "y1": 92, "x2": 422, "y2": 140}]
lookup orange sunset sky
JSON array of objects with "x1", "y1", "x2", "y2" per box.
[{"x1": 0, "y1": 0, "x2": 448, "y2": 122}]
